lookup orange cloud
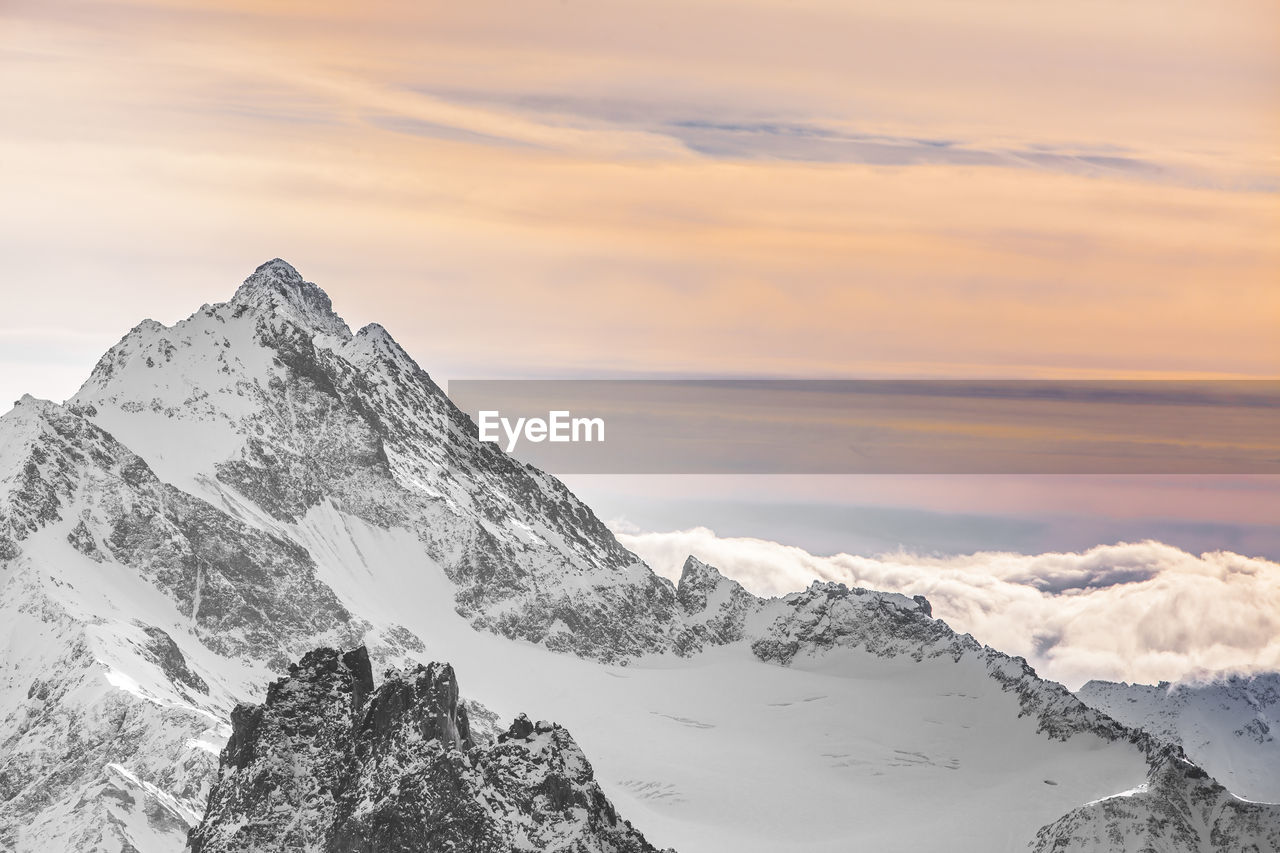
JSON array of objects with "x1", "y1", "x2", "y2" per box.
[{"x1": 1, "y1": 0, "x2": 1277, "y2": 397}]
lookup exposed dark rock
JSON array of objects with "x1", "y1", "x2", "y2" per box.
[
  {"x1": 749, "y1": 581, "x2": 959, "y2": 666},
  {"x1": 139, "y1": 625, "x2": 208, "y2": 695},
  {"x1": 672, "y1": 556, "x2": 755, "y2": 656},
  {"x1": 190, "y1": 646, "x2": 669, "y2": 853},
  {"x1": 66, "y1": 520, "x2": 104, "y2": 561},
  {"x1": 500, "y1": 712, "x2": 535, "y2": 743}
]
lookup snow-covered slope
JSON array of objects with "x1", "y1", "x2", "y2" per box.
[
  {"x1": 0, "y1": 393, "x2": 362, "y2": 850},
  {"x1": 0, "y1": 259, "x2": 1274, "y2": 852},
  {"x1": 1030, "y1": 749, "x2": 1280, "y2": 853},
  {"x1": 1077, "y1": 674, "x2": 1280, "y2": 804}
]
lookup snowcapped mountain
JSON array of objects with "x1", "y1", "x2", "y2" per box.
[
  {"x1": 1077, "y1": 673, "x2": 1280, "y2": 804},
  {"x1": 1, "y1": 259, "x2": 1277, "y2": 852},
  {"x1": 70, "y1": 259, "x2": 668, "y2": 662}
]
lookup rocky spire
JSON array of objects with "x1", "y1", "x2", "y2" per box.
[{"x1": 191, "y1": 646, "x2": 669, "y2": 853}]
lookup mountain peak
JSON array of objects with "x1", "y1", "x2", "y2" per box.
[
  {"x1": 230, "y1": 259, "x2": 351, "y2": 338},
  {"x1": 2, "y1": 395, "x2": 61, "y2": 433},
  {"x1": 1, "y1": 397, "x2": 54, "y2": 470},
  {"x1": 677, "y1": 555, "x2": 719, "y2": 588},
  {"x1": 249, "y1": 257, "x2": 302, "y2": 281}
]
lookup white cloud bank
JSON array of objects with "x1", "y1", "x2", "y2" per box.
[{"x1": 612, "y1": 525, "x2": 1280, "y2": 690}]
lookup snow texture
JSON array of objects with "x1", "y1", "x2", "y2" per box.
[{"x1": 1078, "y1": 673, "x2": 1280, "y2": 803}]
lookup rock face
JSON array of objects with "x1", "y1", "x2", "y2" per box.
[
  {"x1": 1077, "y1": 674, "x2": 1280, "y2": 803},
  {"x1": 1030, "y1": 749, "x2": 1280, "y2": 853},
  {"x1": 671, "y1": 556, "x2": 756, "y2": 655},
  {"x1": 190, "y1": 647, "x2": 665, "y2": 853}
]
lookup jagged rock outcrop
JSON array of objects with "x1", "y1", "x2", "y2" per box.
[
  {"x1": 693, "y1": 571, "x2": 1137, "y2": 746},
  {"x1": 1030, "y1": 748, "x2": 1280, "y2": 853},
  {"x1": 190, "y1": 647, "x2": 667, "y2": 853},
  {"x1": 671, "y1": 556, "x2": 756, "y2": 655},
  {"x1": 749, "y1": 581, "x2": 957, "y2": 665}
]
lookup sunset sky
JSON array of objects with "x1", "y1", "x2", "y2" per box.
[{"x1": 3, "y1": 0, "x2": 1279, "y2": 568}]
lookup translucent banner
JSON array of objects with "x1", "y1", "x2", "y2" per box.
[{"x1": 445, "y1": 380, "x2": 1280, "y2": 474}]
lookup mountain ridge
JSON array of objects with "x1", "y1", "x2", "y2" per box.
[
  {"x1": 1077, "y1": 672, "x2": 1280, "y2": 804},
  {"x1": 1, "y1": 260, "x2": 1275, "y2": 852}
]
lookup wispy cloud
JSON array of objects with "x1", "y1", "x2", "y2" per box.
[
  {"x1": 390, "y1": 91, "x2": 1276, "y2": 189},
  {"x1": 2, "y1": 0, "x2": 1277, "y2": 387},
  {"x1": 666, "y1": 120, "x2": 1171, "y2": 178}
]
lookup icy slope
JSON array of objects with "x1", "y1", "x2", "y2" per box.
[
  {"x1": 1077, "y1": 674, "x2": 1280, "y2": 803},
  {"x1": 0, "y1": 259, "x2": 1273, "y2": 852}
]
